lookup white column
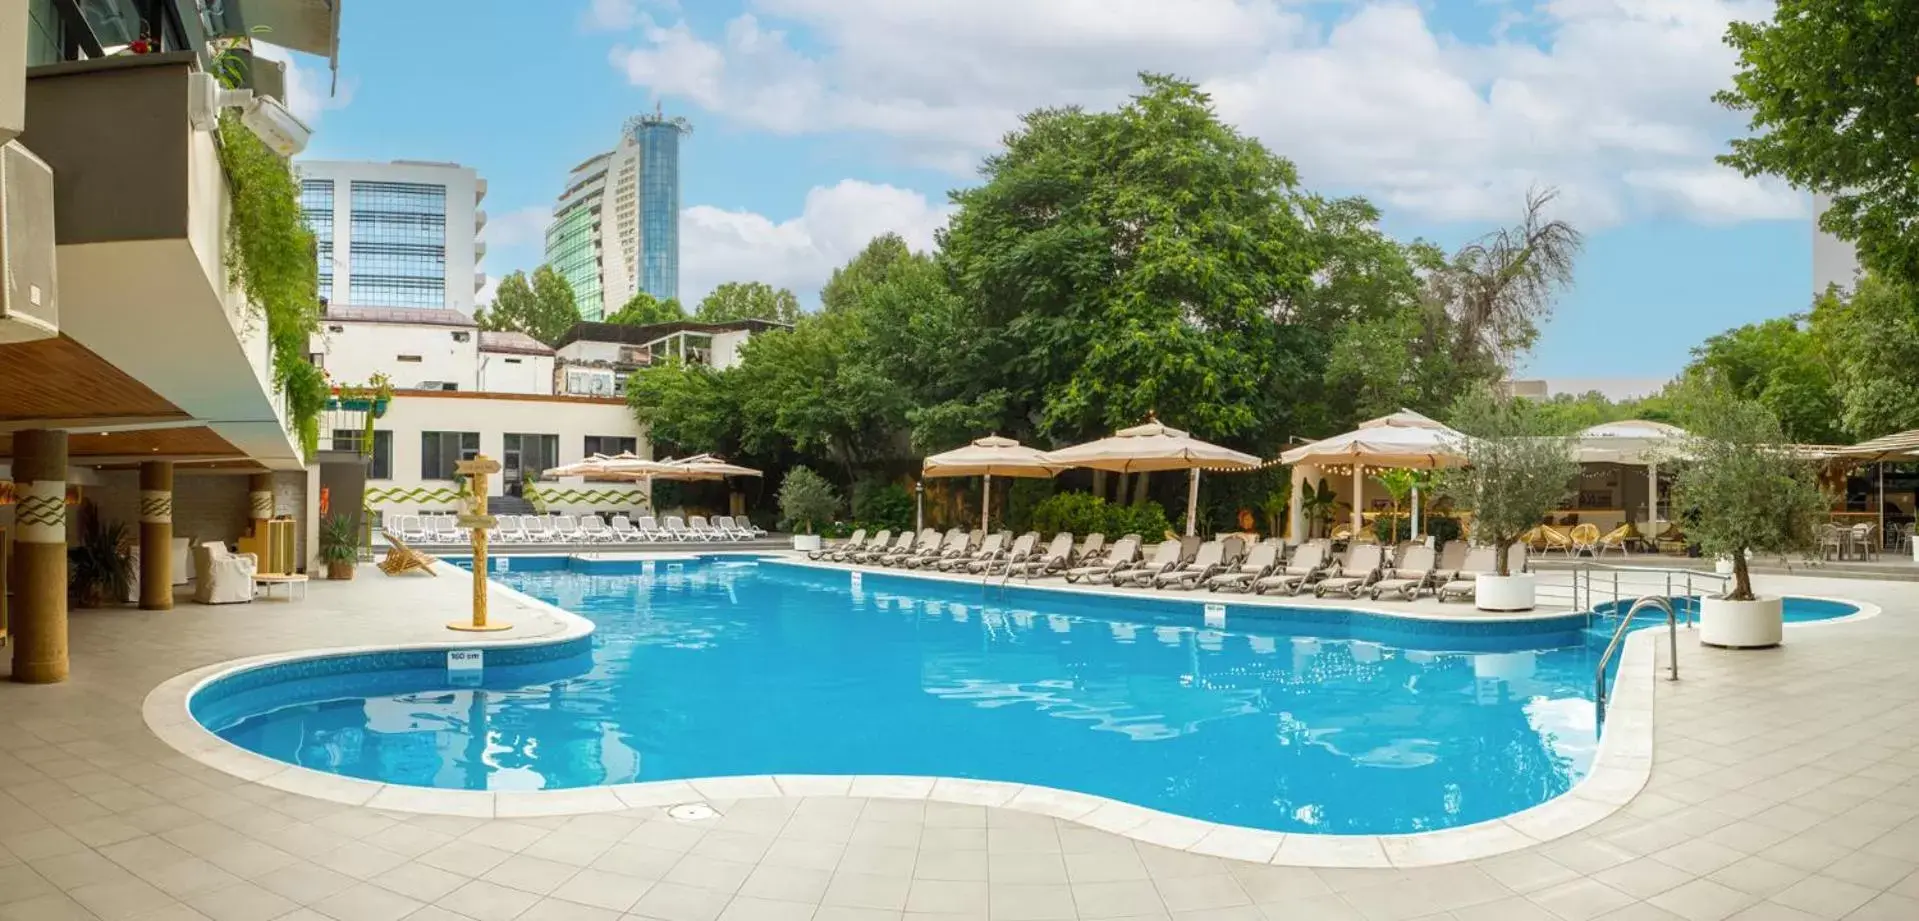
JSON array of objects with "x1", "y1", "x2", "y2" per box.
[
  {"x1": 1351, "y1": 465, "x2": 1364, "y2": 537},
  {"x1": 1647, "y1": 462, "x2": 1659, "y2": 536},
  {"x1": 981, "y1": 473, "x2": 992, "y2": 531},
  {"x1": 1411, "y1": 486, "x2": 1422, "y2": 539},
  {"x1": 1288, "y1": 465, "x2": 1309, "y2": 540},
  {"x1": 1186, "y1": 468, "x2": 1200, "y2": 537}
]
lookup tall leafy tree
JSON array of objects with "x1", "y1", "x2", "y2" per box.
[
  {"x1": 479, "y1": 266, "x2": 580, "y2": 345},
  {"x1": 606, "y1": 291, "x2": 687, "y2": 326},
  {"x1": 1715, "y1": 1, "x2": 1919, "y2": 284},
  {"x1": 1687, "y1": 318, "x2": 1844, "y2": 445},
  {"x1": 1428, "y1": 188, "x2": 1583, "y2": 369},
  {"x1": 1810, "y1": 273, "x2": 1919, "y2": 439},
  {"x1": 695, "y1": 282, "x2": 801, "y2": 324}
]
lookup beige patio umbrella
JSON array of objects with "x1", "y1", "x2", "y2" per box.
[
  {"x1": 1279, "y1": 409, "x2": 1469, "y2": 537},
  {"x1": 1043, "y1": 419, "x2": 1262, "y2": 537},
  {"x1": 923, "y1": 435, "x2": 1064, "y2": 530},
  {"x1": 661, "y1": 454, "x2": 764, "y2": 478}
]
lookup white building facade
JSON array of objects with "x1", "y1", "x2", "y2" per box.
[
  {"x1": 1813, "y1": 192, "x2": 1863, "y2": 296},
  {"x1": 546, "y1": 136, "x2": 640, "y2": 320},
  {"x1": 551, "y1": 319, "x2": 784, "y2": 397},
  {"x1": 297, "y1": 159, "x2": 488, "y2": 315}
]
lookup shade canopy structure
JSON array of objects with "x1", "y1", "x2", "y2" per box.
[
  {"x1": 663, "y1": 454, "x2": 764, "y2": 479},
  {"x1": 1279, "y1": 410, "x2": 1469, "y2": 538},
  {"x1": 1827, "y1": 429, "x2": 1919, "y2": 462},
  {"x1": 1575, "y1": 420, "x2": 1691, "y2": 537},
  {"x1": 922, "y1": 435, "x2": 1064, "y2": 530},
  {"x1": 1043, "y1": 420, "x2": 1262, "y2": 536},
  {"x1": 542, "y1": 452, "x2": 678, "y2": 479}
]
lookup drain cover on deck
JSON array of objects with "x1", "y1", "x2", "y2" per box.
[{"x1": 667, "y1": 803, "x2": 720, "y2": 821}]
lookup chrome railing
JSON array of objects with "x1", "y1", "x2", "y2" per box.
[
  {"x1": 1596, "y1": 595, "x2": 1680, "y2": 722},
  {"x1": 1561, "y1": 561, "x2": 1728, "y2": 622}
]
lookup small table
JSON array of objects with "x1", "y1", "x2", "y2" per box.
[{"x1": 254, "y1": 573, "x2": 309, "y2": 602}]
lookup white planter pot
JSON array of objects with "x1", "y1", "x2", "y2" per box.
[
  {"x1": 1699, "y1": 595, "x2": 1783, "y2": 648},
  {"x1": 1911, "y1": 540, "x2": 1918, "y2": 564},
  {"x1": 1714, "y1": 557, "x2": 1735, "y2": 575},
  {"x1": 792, "y1": 534, "x2": 823, "y2": 552},
  {"x1": 1475, "y1": 573, "x2": 1536, "y2": 612}
]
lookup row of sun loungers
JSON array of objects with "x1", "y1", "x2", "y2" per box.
[
  {"x1": 393, "y1": 513, "x2": 768, "y2": 545},
  {"x1": 808, "y1": 528, "x2": 1529, "y2": 603}
]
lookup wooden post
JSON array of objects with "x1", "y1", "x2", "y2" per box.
[
  {"x1": 449, "y1": 455, "x2": 509, "y2": 632},
  {"x1": 12, "y1": 430, "x2": 69, "y2": 683},
  {"x1": 139, "y1": 461, "x2": 174, "y2": 610}
]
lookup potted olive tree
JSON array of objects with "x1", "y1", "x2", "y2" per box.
[
  {"x1": 778, "y1": 466, "x2": 840, "y2": 552},
  {"x1": 1440, "y1": 392, "x2": 1579, "y2": 611},
  {"x1": 1671, "y1": 394, "x2": 1824, "y2": 648}
]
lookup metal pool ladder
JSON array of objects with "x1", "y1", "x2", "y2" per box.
[{"x1": 1595, "y1": 595, "x2": 1683, "y2": 723}]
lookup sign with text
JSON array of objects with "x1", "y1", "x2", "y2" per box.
[
  {"x1": 1203, "y1": 603, "x2": 1226, "y2": 627},
  {"x1": 455, "y1": 458, "x2": 502, "y2": 475},
  {"x1": 457, "y1": 513, "x2": 498, "y2": 531}
]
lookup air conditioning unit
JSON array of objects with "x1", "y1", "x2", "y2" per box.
[{"x1": 0, "y1": 142, "x2": 57, "y2": 344}]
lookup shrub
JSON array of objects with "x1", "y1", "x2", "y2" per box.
[
  {"x1": 1029, "y1": 492, "x2": 1109, "y2": 536},
  {"x1": 1104, "y1": 500, "x2": 1174, "y2": 540},
  {"x1": 1004, "y1": 478, "x2": 1056, "y2": 532},
  {"x1": 777, "y1": 467, "x2": 840, "y2": 534},
  {"x1": 1440, "y1": 390, "x2": 1580, "y2": 576},
  {"x1": 1425, "y1": 515, "x2": 1464, "y2": 546},
  {"x1": 852, "y1": 481, "x2": 914, "y2": 532}
]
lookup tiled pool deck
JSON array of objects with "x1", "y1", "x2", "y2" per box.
[{"x1": 1, "y1": 559, "x2": 1917, "y2": 920}]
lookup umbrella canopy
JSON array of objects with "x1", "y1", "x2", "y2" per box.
[
  {"x1": 1575, "y1": 420, "x2": 1690, "y2": 464},
  {"x1": 1043, "y1": 420, "x2": 1262, "y2": 473},
  {"x1": 1043, "y1": 420, "x2": 1262, "y2": 536},
  {"x1": 922, "y1": 435, "x2": 1062, "y2": 531},
  {"x1": 1826, "y1": 429, "x2": 1919, "y2": 462},
  {"x1": 1278, "y1": 409, "x2": 1467, "y2": 469},
  {"x1": 542, "y1": 452, "x2": 678, "y2": 478},
  {"x1": 923, "y1": 435, "x2": 1064, "y2": 478},
  {"x1": 663, "y1": 454, "x2": 764, "y2": 478}
]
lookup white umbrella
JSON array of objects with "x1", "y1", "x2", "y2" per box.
[
  {"x1": 1043, "y1": 419, "x2": 1262, "y2": 536},
  {"x1": 1279, "y1": 409, "x2": 1469, "y2": 537},
  {"x1": 662, "y1": 454, "x2": 764, "y2": 478},
  {"x1": 922, "y1": 435, "x2": 1063, "y2": 530},
  {"x1": 1576, "y1": 420, "x2": 1690, "y2": 539},
  {"x1": 542, "y1": 452, "x2": 676, "y2": 479}
]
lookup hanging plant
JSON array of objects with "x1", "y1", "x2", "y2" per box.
[{"x1": 215, "y1": 112, "x2": 322, "y2": 459}]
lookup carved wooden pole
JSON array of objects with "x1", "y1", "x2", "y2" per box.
[{"x1": 449, "y1": 455, "x2": 509, "y2": 632}]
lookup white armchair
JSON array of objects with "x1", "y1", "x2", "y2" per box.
[{"x1": 193, "y1": 542, "x2": 257, "y2": 605}]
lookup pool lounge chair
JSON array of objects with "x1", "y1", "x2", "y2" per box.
[
  {"x1": 908, "y1": 529, "x2": 972, "y2": 569},
  {"x1": 580, "y1": 515, "x2": 616, "y2": 542},
  {"x1": 609, "y1": 515, "x2": 645, "y2": 541},
  {"x1": 1370, "y1": 544, "x2": 1437, "y2": 601},
  {"x1": 686, "y1": 516, "x2": 726, "y2": 541},
  {"x1": 1436, "y1": 547, "x2": 1499, "y2": 602},
  {"x1": 812, "y1": 528, "x2": 866, "y2": 560},
  {"x1": 940, "y1": 532, "x2": 1005, "y2": 571},
  {"x1": 1206, "y1": 540, "x2": 1281, "y2": 592},
  {"x1": 426, "y1": 514, "x2": 460, "y2": 543},
  {"x1": 378, "y1": 532, "x2": 438, "y2": 577},
  {"x1": 1315, "y1": 543, "x2": 1388, "y2": 598},
  {"x1": 845, "y1": 529, "x2": 896, "y2": 563},
  {"x1": 396, "y1": 514, "x2": 428, "y2": 545},
  {"x1": 973, "y1": 532, "x2": 1038, "y2": 573},
  {"x1": 1072, "y1": 533, "x2": 1107, "y2": 568},
  {"x1": 899, "y1": 529, "x2": 963, "y2": 568},
  {"x1": 496, "y1": 516, "x2": 529, "y2": 543},
  {"x1": 1008, "y1": 533, "x2": 1076, "y2": 578},
  {"x1": 1429, "y1": 541, "x2": 1467, "y2": 583},
  {"x1": 631, "y1": 516, "x2": 670, "y2": 541},
  {"x1": 660, "y1": 516, "x2": 698, "y2": 541},
  {"x1": 1112, "y1": 539, "x2": 1185, "y2": 587},
  {"x1": 715, "y1": 516, "x2": 756, "y2": 541},
  {"x1": 1152, "y1": 539, "x2": 1229, "y2": 590},
  {"x1": 883, "y1": 529, "x2": 941, "y2": 566},
  {"x1": 1063, "y1": 536, "x2": 1139, "y2": 584},
  {"x1": 1252, "y1": 542, "x2": 1330, "y2": 596},
  {"x1": 857, "y1": 530, "x2": 914, "y2": 564},
  {"x1": 523, "y1": 516, "x2": 556, "y2": 543},
  {"x1": 735, "y1": 517, "x2": 769, "y2": 539},
  {"x1": 551, "y1": 515, "x2": 586, "y2": 542}
]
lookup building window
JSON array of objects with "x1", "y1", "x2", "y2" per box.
[
  {"x1": 397, "y1": 355, "x2": 423, "y2": 362},
  {"x1": 349, "y1": 180, "x2": 448, "y2": 309},
  {"x1": 300, "y1": 179, "x2": 336, "y2": 302},
  {"x1": 452, "y1": 331, "x2": 471, "y2": 342},
  {"x1": 503, "y1": 434, "x2": 559, "y2": 497},
  {"x1": 584, "y1": 435, "x2": 638, "y2": 458},
  {"x1": 334, "y1": 430, "x2": 394, "y2": 478},
  {"x1": 421, "y1": 431, "x2": 480, "y2": 480},
  {"x1": 564, "y1": 369, "x2": 616, "y2": 397}
]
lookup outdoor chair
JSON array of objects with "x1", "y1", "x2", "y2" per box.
[
  {"x1": 551, "y1": 515, "x2": 586, "y2": 542},
  {"x1": 812, "y1": 527, "x2": 865, "y2": 560},
  {"x1": 378, "y1": 531, "x2": 439, "y2": 578},
  {"x1": 661, "y1": 516, "x2": 697, "y2": 541},
  {"x1": 1206, "y1": 539, "x2": 1281, "y2": 592},
  {"x1": 1315, "y1": 543, "x2": 1387, "y2": 598},
  {"x1": 1430, "y1": 540, "x2": 1468, "y2": 583},
  {"x1": 857, "y1": 530, "x2": 914, "y2": 564},
  {"x1": 1595, "y1": 524, "x2": 1632, "y2": 557},
  {"x1": 523, "y1": 516, "x2": 556, "y2": 542},
  {"x1": 883, "y1": 529, "x2": 940, "y2": 566},
  {"x1": 633, "y1": 516, "x2": 670, "y2": 540},
  {"x1": 1063, "y1": 536, "x2": 1139, "y2": 583},
  {"x1": 1072, "y1": 533, "x2": 1107, "y2": 567},
  {"x1": 686, "y1": 516, "x2": 724, "y2": 541},
  {"x1": 496, "y1": 517, "x2": 529, "y2": 543},
  {"x1": 1569, "y1": 523, "x2": 1601, "y2": 557},
  {"x1": 580, "y1": 515, "x2": 616, "y2": 542},
  {"x1": 941, "y1": 531, "x2": 1004, "y2": 571},
  {"x1": 1112, "y1": 539, "x2": 1185, "y2": 586},
  {"x1": 397, "y1": 515, "x2": 429, "y2": 545},
  {"x1": 1253, "y1": 541, "x2": 1329, "y2": 596},
  {"x1": 193, "y1": 541, "x2": 257, "y2": 603},
  {"x1": 609, "y1": 515, "x2": 644, "y2": 541},
  {"x1": 906, "y1": 529, "x2": 969, "y2": 568},
  {"x1": 975, "y1": 532, "x2": 1039, "y2": 574},
  {"x1": 1436, "y1": 547, "x2": 1498, "y2": 602},
  {"x1": 1009, "y1": 533, "x2": 1076, "y2": 578},
  {"x1": 1370, "y1": 544, "x2": 1437, "y2": 601},
  {"x1": 1152, "y1": 539, "x2": 1228, "y2": 590}
]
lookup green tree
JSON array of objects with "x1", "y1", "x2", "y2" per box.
[
  {"x1": 607, "y1": 291, "x2": 687, "y2": 326},
  {"x1": 777, "y1": 466, "x2": 840, "y2": 534},
  {"x1": 1440, "y1": 390, "x2": 1580, "y2": 577},
  {"x1": 1427, "y1": 188, "x2": 1583, "y2": 369},
  {"x1": 1715, "y1": 1, "x2": 1919, "y2": 284},
  {"x1": 1686, "y1": 318, "x2": 1844, "y2": 444},
  {"x1": 626, "y1": 361, "x2": 742, "y2": 457},
  {"x1": 480, "y1": 266, "x2": 580, "y2": 345},
  {"x1": 1669, "y1": 389, "x2": 1826, "y2": 601},
  {"x1": 822, "y1": 234, "x2": 915, "y2": 314},
  {"x1": 695, "y1": 282, "x2": 801, "y2": 324},
  {"x1": 1809, "y1": 273, "x2": 1919, "y2": 439}
]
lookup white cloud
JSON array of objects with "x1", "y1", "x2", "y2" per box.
[
  {"x1": 680, "y1": 179, "x2": 950, "y2": 305},
  {"x1": 603, "y1": 0, "x2": 1800, "y2": 226},
  {"x1": 583, "y1": 0, "x2": 642, "y2": 31},
  {"x1": 475, "y1": 206, "x2": 554, "y2": 308}
]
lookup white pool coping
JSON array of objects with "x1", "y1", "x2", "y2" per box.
[{"x1": 142, "y1": 553, "x2": 1874, "y2": 868}]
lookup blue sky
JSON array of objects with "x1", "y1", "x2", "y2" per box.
[{"x1": 289, "y1": 0, "x2": 1809, "y2": 393}]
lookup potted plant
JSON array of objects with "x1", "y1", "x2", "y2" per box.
[
  {"x1": 1439, "y1": 391, "x2": 1579, "y2": 611},
  {"x1": 1670, "y1": 392, "x2": 1824, "y2": 648},
  {"x1": 1299, "y1": 478, "x2": 1339, "y2": 539},
  {"x1": 318, "y1": 513, "x2": 361, "y2": 580},
  {"x1": 778, "y1": 466, "x2": 840, "y2": 551},
  {"x1": 68, "y1": 501, "x2": 133, "y2": 608}
]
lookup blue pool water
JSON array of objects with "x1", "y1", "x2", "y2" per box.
[{"x1": 192, "y1": 559, "x2": 1856, "y2": 834}]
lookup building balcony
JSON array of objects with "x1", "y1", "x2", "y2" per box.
[{"x1": 7, "y1": 52, "x2": 304, "y2": 470}]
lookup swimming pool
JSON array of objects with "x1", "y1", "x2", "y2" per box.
[{"x1": 189, "y1": 558, "x2": 1855, "y2": 835}]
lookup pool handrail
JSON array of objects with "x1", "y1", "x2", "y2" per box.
[{"x1": 1596, "y1": 594, "x2": 1679, "y2": 723}]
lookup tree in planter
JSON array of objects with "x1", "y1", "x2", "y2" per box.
[
  {"x1": 1440, "y1": 392, "x2": 1579, "y2": 577},
  {"x1": 318, "y1": 513, "x2": 361, "y2": 580},
  {"x1": 778, "y1": 467, "x2": 840, "y2": 535},
  {"x1": 1669, "y1": 393, "x2": 1825, "y2": 602},
  {"x1": 68, "y1": 501, "x2": 133, "y2": 608},
  {"x1": 1372, "y1": 469, "x2": 1418, "y2": 542}
]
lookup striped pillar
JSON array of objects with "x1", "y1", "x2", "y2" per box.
[
  {"x1": 139, "y1": 461, "x2": 174, "y2": 611},
  {"x1": 12, "y1": 430, "x2": 68, "y2": 683}
]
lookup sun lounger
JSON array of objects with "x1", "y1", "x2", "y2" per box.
[
  {"x1": 660, "y1": 516, "x2": 696, "y2": 541},
  {"x1": 550, "y1": 515, "x2": 585, "y2": 542},
  {"x1": 1063, "y1": 536, "x2": 1140, "y2": 583},
  {"x1": 1436, "y1": 547, "x2": 1499, "y2": 602},
  {"x1": 425, "y1": 514, "x2": 458, "y2": 543},
  {"x1": 684, "y1": 516, "x2": 722, "y2": 541},
  {"x1": 631, "y1": 516, "x2": 669, "y2": 540},
  {"x1": 1112, "y1": 539, "x2": 1185, "y2": 587},
  {"x1": 522, "y1": 515, "x2": 556, "y2": 542},
  {"x1": 396, "y1": 514, "x2": 428, "y2": 545},
  {"x1": 1008, "y1": 533, "x2": 1076, "y2": 578},
  {"x1": 857, "y1": 530, "x2": 914, "y2": 564},
  {"x1": 1370, "y1": 544, "x2": 1438, "y2": 601},
  {"x1": 845, "y1": 529, "x2": 894, "y2": 562},
  {"x1": 1315, "y1": 543, "x2": 1388, "y2": 598},
  {"x1": 973, "y1": 532, "x2": 1038, "y2": 573},
  {"x1": 897, "y1": 529, "x2": 960, "y2": 567},
  {"x1": 579, "y1": 515, "x2": 616, "y2": 542},
  {"x1": 736, "y1": 517, "x2": 768, "y2": 538},
  {"x1": 882, "y1": 529, "x2": 940, "y2": 566},
  {"x1": 1073, "y1": 533, "x2": 1107, "y2": 567},
  {"x1": 609, "y1": 515, "x2": 642, "y2": 541},
  {"x1": 940, "y1": 531, "x2": 1005, "y2": 571},
  {"x1": 1153, "y1": 539, "x2": 1228, "y2": 589},
  {"x1": 919, "y1": 529, "x2": 985, "y2": 568},
  {"x1": 1253, "y1": 542, "x2": 1331, "y2": 595},
  {"x1": 494, "y1": 516, "x2": 528, "y2": 543},
  {"x1": 1206, "y1": 539, "x2": 1281, "y2": 592},
  {"x1": 717, "y1": 516, "x2": 756, "y2": 540},
  {"x1": 812, "y1": 527, "x2": 866, "y2": 560},
  {"x1": 378, "y1": 531, "x2": 438, "y2": 576}
]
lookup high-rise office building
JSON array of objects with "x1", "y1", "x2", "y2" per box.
[
  {"x1": 297, "y1": 160, "x2": 488, "y2": 314},
  {"x1": 1812, "y1": 192, "x2": 1862, "y2": 295},
  {"x1": 545, "y1": 111, "x2": 689, "y2": 319}
]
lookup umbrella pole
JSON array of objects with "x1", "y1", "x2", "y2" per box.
[
  {"x1": 1186, "y1": 468, "x2": 1200, "y2": 537},
  {"x1": 982, "y1": 473, "x2": 991, "y2": 532},
  {"x1": 1412, "y1": 486, "x2": 1421, "y2": 539},
  {"x1": 1352, "y1": 465, "x2": 1363, "y2": 539}
]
